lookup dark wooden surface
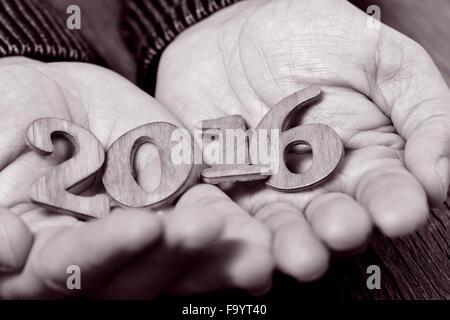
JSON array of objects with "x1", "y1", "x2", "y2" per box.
[{"x1": 49, "y1": 0, "x2": 449, "y2": 299}]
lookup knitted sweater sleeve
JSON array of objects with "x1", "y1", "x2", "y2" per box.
[
  {"x1": 0, "y1": 0, "x2": 97, "y2": 63},
  {"x1": 122, "y1": 0, "x2": 241, "y2": 94}
]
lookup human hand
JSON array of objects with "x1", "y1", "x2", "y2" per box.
[
  {"x1": 155, "y1": 0, "x2": 450, "y2": 281},
  {"x1": 0, "y1": 57, "x2": 273, "y2": 298}
]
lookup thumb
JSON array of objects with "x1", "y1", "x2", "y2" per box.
[
  {"x1": 0, "y1": 208, "x2": 33, "y2": 272},
  {"x1": 371, "y1": 33, "x2": 450, "y2": 206},
  {"x1": 404, "y1": 107, "x2": 450, "y2": 207}
]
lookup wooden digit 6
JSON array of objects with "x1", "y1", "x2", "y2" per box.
[
  {"x1": 250, "y1": 86, "x2": 344, "y2": 191},
  {"x1": 26, "y1": 118, "x2": 110, "y2": 220}
]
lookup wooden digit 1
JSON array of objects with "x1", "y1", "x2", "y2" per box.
[
  {"x1": 196, "y1": 115, "x2": 272, "y2": 184},
  {"x1": 250, "y1": 86, "x2": 344, "y2": 191},
  {"x1": 102, "y1": 122, "x2": 196, "y2": 208},
  {"x1": 26, "y1": 118, "x2": 110, "y2": 220}
]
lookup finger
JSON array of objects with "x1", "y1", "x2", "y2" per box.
[
  {"x1": 371, "y1": 34, "x2": 450, "y2": 206},
  {"x1": 0, "y1": 209, "x2": 162, "y2": 299},
  {"x1": 176, "y1": 184, "x2": 271, "y2": 246},
  {"x1": 167, "y1": 241, "x2": 273, "y2": 297},
  {"x1": 255, "y1": 202, "x2": 329, "y2": 282},
  {"x1": 167, "y1": 185, "x2": 273, "y2": 296},
  {"x1": 0, "y1": 208, "x2": 33, "y2": 272},
  {"x1": 0, "y1": 151, "x2": 59, "y2": 208},
  {"x1": 91, "y1": 186, "x2": 226, "y2": 299},
  {"x1": 0, "y1": 149, "x2": 100, "y2": 231},
  {"x1": 356, "y1": 162, "x2": 428, "y2": 237},
  {"x1": 324, "y1": 147, "x2": 429, "y2": 237},
  {"x1": 304, "y1": 193, "x2": 372, "y2": 252}
]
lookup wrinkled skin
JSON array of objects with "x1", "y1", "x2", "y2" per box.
[
  {"x1": 156, "y1": 0, "x2": 450, "y2": 281},
  {"x1": 0, "y1": 58, "x2": 273, "y2": 298}
]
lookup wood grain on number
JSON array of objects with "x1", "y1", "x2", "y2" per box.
[
  {"x1": 201, "y1": 164, "x2": 271, "y2": 184},
  {"x1": 197, "y1": 114, "x2": 248, "y2": 168},
  {"x1": 251, "y1": 86, "x2": 344, "y2": 191},
  {"x1": 26, "y1": 118, "x2": 110, "y2": 220},
  {"x1": 197, "y1": 115, "x2": 271, "y2": 184},
  {"x1": 102, "y1": 122, "x2": 195, "y2": 208}
]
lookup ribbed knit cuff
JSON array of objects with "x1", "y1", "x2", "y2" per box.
[
  {"x1": 0, "y1": 0, "x2": 97, "y2": 62},
  {"x1": 123, "y1": 0, "x2": 241, "y2": 95}
]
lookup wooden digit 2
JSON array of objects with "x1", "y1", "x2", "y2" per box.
[
  {"x1": 102, "y1": 122, "x2": 195, "y2": 208},
  {"x1": 26, "y1": 118, "x2": 110, "y2": 220},
  {"x1": 250, "y1": 86, "x2": 344, "y2": 191}
]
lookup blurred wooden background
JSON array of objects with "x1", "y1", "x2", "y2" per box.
[{"x1": 50, "y1": 0, "x2": 450, "y2": 299}]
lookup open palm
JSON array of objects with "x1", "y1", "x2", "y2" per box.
[
  {"x1": 155, "y1": 0, "x2": 450, "y2": 281},
  {"x1": 0, "y1": 57, "x2": 273, "y2": 298}
]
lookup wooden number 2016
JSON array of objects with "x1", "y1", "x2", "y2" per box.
[{"x1": 25, "y1": 86, "x2": 344, "y2": 220}]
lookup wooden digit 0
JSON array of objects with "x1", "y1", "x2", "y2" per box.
[
  {"x1": 102, "y1": 122, "x2": 195, "y2": 208},
  {"x1": 26, "y1": 117, "x2": 110, "y2": 220},
  {"x1": 250, "y1": 86, "x2": 344, "y2": 191}
]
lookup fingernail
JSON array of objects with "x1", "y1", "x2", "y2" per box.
[{"x1": 436, "y1": 157, "x2": 450, "y2": 193}]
